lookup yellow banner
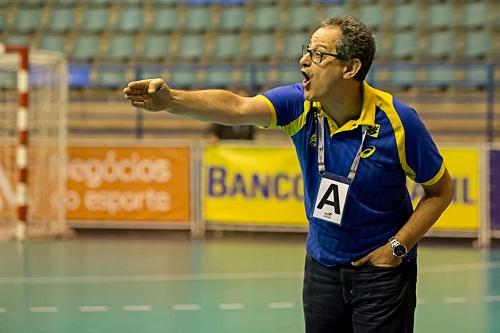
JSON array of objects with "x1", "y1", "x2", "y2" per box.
[
  {"x1": 408, "y1": 148, "x2": 480, "y2": 231},
  {"x1": 204, "y1": 146, "x2": 480, "y2": 231},
  {"x1": 203, "y1": 145, "x2": 307, "y2": 225}
]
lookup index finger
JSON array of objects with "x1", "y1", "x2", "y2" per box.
[{"x1": 127, "y1": 80, "x2": 152, "y2": 91}]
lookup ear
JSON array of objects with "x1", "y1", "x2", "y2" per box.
[{"x1": 342, "y1": 59, "x2": 362, "y2": 80}]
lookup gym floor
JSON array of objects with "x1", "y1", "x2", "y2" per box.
[{"x1": 0, "y1": 231, "x2": 499, "y2": 333}]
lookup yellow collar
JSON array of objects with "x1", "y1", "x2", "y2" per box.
[{"x1": 314, "y1": 81, "x2": 377, "y2": 135}]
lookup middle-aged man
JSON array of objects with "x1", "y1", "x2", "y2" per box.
[{"x1": 124, "y1": 16, "x2": 454, "y2": 333}]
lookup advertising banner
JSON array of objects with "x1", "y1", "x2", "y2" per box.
[
  {"x1": 203, "y1": 145, "x2": 481, "y2": 231},
  {"x1": 407, "y1": 148, "x2": 480, "y2": 231},
  {"x1": 490, "y1": 149, "x2": 500, "y2": 230},
  {"x1": 203, "y1": 145, "x2": 307, "y2": 225},
  {"x1": 67, "y1": 146, "x2": 191, "y2": 223}
]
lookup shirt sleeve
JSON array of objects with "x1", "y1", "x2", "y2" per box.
[
  {"x1": 397, "y1": 99, "x2": 445, "y2": 185},
  {"x1": 257, "y1": 83, "x2": 305, "y2": 129}
]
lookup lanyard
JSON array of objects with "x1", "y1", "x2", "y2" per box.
[{"x1": 316, "y1": 108, "x2": 368, "y2": 181}]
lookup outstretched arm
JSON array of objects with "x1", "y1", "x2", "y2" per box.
[{"x1": 123, "y1": 78, "x2": 271, "y2": 127}]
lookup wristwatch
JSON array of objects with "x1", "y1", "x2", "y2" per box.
[{"x1": 388, "y1": 237, "x2": 408, "y2": 258}]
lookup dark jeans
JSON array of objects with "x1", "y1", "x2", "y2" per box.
[{"x1": 303, "y1": 254, "x2": 417, "y2": 333}]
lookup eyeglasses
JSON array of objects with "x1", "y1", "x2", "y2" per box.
[{"x1": 302, "y1": 45, "x2": 345, "y2": 64}]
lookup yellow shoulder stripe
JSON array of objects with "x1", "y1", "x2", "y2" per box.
[
  {"x1": 422, "y1": 162, "x2": 446, "y2": 186},
  {"x1": 280, "y1": 101, "x2": 311, "y2": 136},
  {"x1": 375, "y1": 90, "x2": 417, "y2": 180},
  {"x1": 255, "y1": 95, "x2": 277, "y2": 128}
]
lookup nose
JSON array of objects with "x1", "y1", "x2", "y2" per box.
[{"x1": 300, "y1": 52, "x2": 311, "y2": 66}]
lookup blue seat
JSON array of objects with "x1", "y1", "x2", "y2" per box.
[
  {"x1": 47, "y1": 8, "x2": 74, "y2": 32},
  {"x1": 108, "y1": 35, "x2": 135, "y2": 62},
  {"x1": 140, "y1": 35, "x2": 171, "y2": 61},
  {"x1": 248, "y1": 34, "x2": 275, "y2": 60},
  {"x1": 149, "y1": 8, "x2": 178, "y2": 32},
  {"x1": 254, "y1": 6, "x2": 279, "y2": 31},
  {"x1": 323, "y1": 3, "x2": 348, "y2": 17},
  {"x1": 178, "y1": 35, "x2": 205, "y2": 61},
  {"x1": 426, "y1": 31, "x2": 455, "y2": 59},
  {"x1": 219, "y1": 6, "x2": 245, "y2": 31},
  {"x1": 95, "y1": 68, "x2": 127, "y2": 88},
  {"x1": 392, "y1": 3, "x2": 419, "y2": 30},
  {"x1": 169, "y1": 66, "x2": 197, "y2": 89},
  {"x1": 286, "y1": 6, "x2": 315, "y2": 31},
  {"x1": 462, "y1": 2, "x2": 488, "y2": 29},
  {"x1": 0, "y1": 12, "x2": 5, "y2": 31},
  {"x1": 276, "y1": 66, "x2": 302, "y2": 85},
  {"x1": 358, "y1": 4, "x2": 384, "y2": 30},
  {"x1": 183, "y1": 6, "x2": 212, "y2": 32},
  {"x1": 116, "y1": 7, "x2": 144, "y2": 33},
  {"x1": 426, "y1": 3, "x2": 454, "y2": 30},
  {"x1": 283, "y1": 32, "x2": 309, "y2": 61},
  {"x1": 462, "y1": 31, "x2": 490, "y2": 59},
  {"x1": 389, "y1": 31, "x2": 418, "y2": 60},
  {"x1": 72, "y1": 35, "x2": 100, "y2": 61},
  {"x1": 205, "y1": 66, "x2": 233, "y2": 88},
  {"x1": 425, "y1": 66, "x2": 456, "y2": 88},
  {"x1": 81, "y1": 7, "x2": 109, "y2": 33},
  {"x1": 14, "y1": 8, "x2": 42, "y2": 33},
  {"x1": 4, "y1": 35, "x2": 31, "y2": 47},
  {"x1": 38, "y1": 34, "x2": 66, "y2": 53},
  {"x1": 386, "y1": 66, "x2": 418, "y2": 89},
  {"x1": 212, "y1": 34, "x2": 240, "y2": 61}
]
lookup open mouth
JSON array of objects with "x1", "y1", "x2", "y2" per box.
[{"x1": 301, "y1": 70, "x2": 311, "y2": 87}]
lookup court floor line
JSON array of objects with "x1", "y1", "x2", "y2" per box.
[
  {"x1": 0, "y1": 261, "x2": 499, "y2": 285},
  {"x1": 29, "y1": 307, "x2": 58, "y2": 313}
]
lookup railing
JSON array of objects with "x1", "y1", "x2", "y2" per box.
[{"x1": 67, "y1": 62, "x2": 499, "y2": 141}]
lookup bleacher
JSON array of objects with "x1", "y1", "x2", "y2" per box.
[{"x1": 1, "y1": 0, "x2": 499, "y2": 141}]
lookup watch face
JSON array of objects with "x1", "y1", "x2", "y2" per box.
[{"x1": 393, "y1": 244, "x2": 407, "y2": 257}]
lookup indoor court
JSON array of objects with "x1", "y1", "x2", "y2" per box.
[{"x1": 0, "y1": 235, "x2": 499, "y2": 333}]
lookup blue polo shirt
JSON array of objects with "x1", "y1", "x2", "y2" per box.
[{"x1": 258, "y1": 82, "x2": 445, "y2": 266}]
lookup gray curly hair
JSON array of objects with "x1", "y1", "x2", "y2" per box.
[{"x1": 319, "y1": 16, "x2": 376, "y2": 81}]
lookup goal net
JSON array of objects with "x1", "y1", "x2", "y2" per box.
[{"x1": 0, "y1": 46, "x2": 68, "y2": 239}]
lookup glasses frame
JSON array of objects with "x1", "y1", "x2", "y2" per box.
[{"x1": 302, "y1": 45, "x2": 346, "y2": 64}]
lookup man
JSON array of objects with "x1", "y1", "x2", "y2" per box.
[{"x1": 124, "y1": 16, "x2": 453, "y2": 333}]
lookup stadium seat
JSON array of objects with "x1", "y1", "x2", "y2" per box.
[
  {"x1": 358, "y1": 4, "x2": 384, "y2": 30},
  {"x1": 425, "y1": 3, "x2": 454, "y2": 30},
  {"x1": 51, "y1": 0, "x2": 78, "y2": 5},
  {"x1": 140, "y1": 35, "x2": 171, "y2": 61},
  {"x1": 178, "y1": 34, "x2": 205, "y2": 61},
  {"x1": 425, "y1": 66, "x2": 456, "y2": 88},
  {"x1": 425, "y1": 31, "x2": 455, "y2": 59},
  {"x1": 323, "y1": 3, "x2": 348, "y2": 17},
  {"x1": 462, "y1": 2, "x2": 489, "y2": 29},
  {"x1": 205, "y1": 66, "x2": 233, "y2": 88},
  {"x1": 72, "y1": 35, "x2": 101, "y2": 61},
  {"x1": 219, "y1": 6, "x2": 245, "y2": 32},
  {"x1": 38, "y1": 34, "x2": 66, "y2": 53},
  {"x1": 14, "y1": 8, "x2": 42, "y2": 33},
  {"x1": 149, "y1": 8, "x2": 178, "y2": 32},
  {"x1": 0, "y1": 12, "x2": 5, "y2": 31},
  {"x1": 81, "y1": 7, "x2": 109, "y2": 33},
  {"x1": 169, "y1": 66, "x2": 198, "y2": 89},
  {"x1": 253, "y1": 6, "x2": 280, "y2": 31},
  {"x1": 46, "y1": 8, "x2": 74, "y2": 32},
  {"x1": 212, "y1": 34, "x2": 241, "y2": 61},
  {"x1": 88, "y1": 0, "x2": 113, "y2": 5},
  {"x1": 286, "y1": 6, "x2": 315, "y2": 31},
  {"x1": 386, "y1": 66, "x2": 418, "y2": 89},
  {"x1": 4, "y1": 35, "x2": 31, "y2": 47},
  {"x1": 463, "y1": 65, "x2": 488, "y2": 88},
  {"x1": 248, "y1": 34, "x2": 276, "y2": 60},
  {"x1": 183, "y1": 6, "x2": 212, "y2": 32},
  {"x1": 462, "y1": 31, "x2": 491, "y2": 59},
  {"x1": 389, "y1": 31, "x2": 418, "y2": 60},
  {"x1": 107, "y1": 35, "x2": 135, "y2": 62},
  {"x1": 392, "y1": 3, "x2": 419, "y2": 30},
  {"x1": 18, "y1": 0, "x2": 45, "y2": 6},
  {"x1": 95, "y1": 69, "x2": 127, "y2": 88},
  {"x1": 116, "y1": 8, "x2": 144, "y2": 33},
  {"x1": 276, "y1": 66, "x2": 302, "y2": 85},
  {"x1": 283, "y1": 32, "x2": 310, "y2": 62}
]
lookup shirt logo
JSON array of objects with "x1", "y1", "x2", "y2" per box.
[
  {"x1": 360, "y1": 146, "x2": 376, "y2": 158},
  {"x1": 310, "y1": 133, "x2": 317, "y2": 147},
  {"x1": 367, "y1": 124, "x2": 380, "y2": 138}
]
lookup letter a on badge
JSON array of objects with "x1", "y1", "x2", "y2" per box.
[{"x1": 313, "y1": 177, "x2": 349, "y2": 225}]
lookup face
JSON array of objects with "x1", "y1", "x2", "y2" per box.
[{"x1": 300, "y1": 26, "x2": 345, "y2": 102}]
